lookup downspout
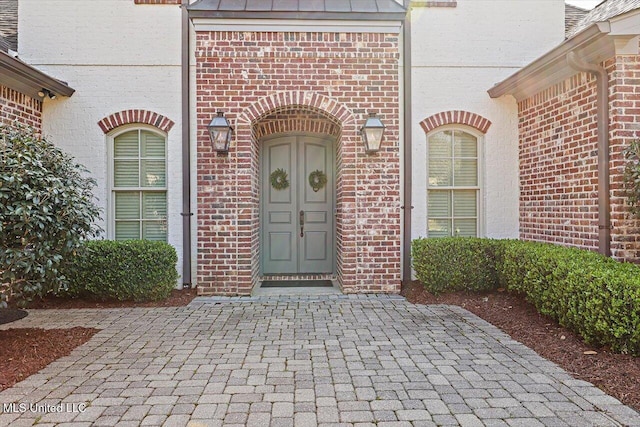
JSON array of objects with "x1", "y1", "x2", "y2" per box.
[
  {"x1": 181, "y1": 0, "x2": 193, "y2": 287},
  {"x1": 567, "y1": 51, "x2": 611, "y2": 256},
  {"x1": 402, "y1": 2, "x2": 413, "y2": 285}
]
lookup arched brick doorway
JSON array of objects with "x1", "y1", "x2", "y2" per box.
[{"x1": 253, "y1": 106, "x2": 342, "y2": 283}]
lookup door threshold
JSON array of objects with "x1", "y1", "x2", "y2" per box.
[{"x1": 253, "y1": 279, "x2": 342, "y2": 296}]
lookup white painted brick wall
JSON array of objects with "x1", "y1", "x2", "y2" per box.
[
  {"x1": 19, "y1": 0, "x2": 186, "y2": 281},
  {"x1": 410, "y1": 0, "x2": 565, "y2": 240}
]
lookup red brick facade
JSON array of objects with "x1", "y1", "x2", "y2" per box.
[
  {"x1": 518, "y1": 55, "x2": 640, "y2": 262},
  {"x1": 195, "y1": 31, "x2": 401, "y2": 295},
  {"x1": 133, "y1": 0, "x2": 181, "y2": 4},
  {"x1": 0, "y1": 84, "x2": 42, "y2": 130}
]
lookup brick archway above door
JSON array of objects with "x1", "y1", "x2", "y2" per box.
[
  {"x1": 252, "y1": 106, "x2": 342, "y2": 140},
  {"x1": 238, "y1": 91, "x2": 355, "y2": 129}
]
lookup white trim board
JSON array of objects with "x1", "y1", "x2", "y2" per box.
[{"x1": 191, "y1": 18, "x2": 402, "y2": 34}]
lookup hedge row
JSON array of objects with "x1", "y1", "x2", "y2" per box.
[
  {"x1": 412, "y1": 238, "x2": 640, "y2": 355},
  {"x1": 62, "y1": 240, "x2": 178, "y2": 302}
]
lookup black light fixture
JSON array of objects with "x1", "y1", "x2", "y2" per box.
[
  {"x1": 37, "y1": 88, "x2": 56, "y2": 99},
  {"x1": 207, "y1": 111, "x2": 233, "y2": 153},
  {"x1": 360, "y1": 112, "x2": 385, "y2": 154}
]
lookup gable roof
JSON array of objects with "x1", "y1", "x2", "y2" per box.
[
  {"x1": 565, "y1": 3, "x2": 589, "y2": 37},
  {"x1": 0, "y1": 0, "x2": 18, "y2": 52},
  {"x1": 566, "y1": 0, "x2": 640, "y2": 37},
  {"x1": 188, "y1": 0, "x2": 407, "y2": 20}
]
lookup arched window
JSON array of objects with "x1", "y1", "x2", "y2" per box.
[
  {"x1": 427, "y1": 127, "x2": 480, "y2": 237},
  {"x1": 110, "y1": 127, "x2": 167, "y2": 241}
]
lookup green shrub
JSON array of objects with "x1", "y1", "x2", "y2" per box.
[
  {"x1": 500, "y1": 240, "x2": 640, "y2": 355},
  {"x1": 411, "y1": 237, "x2": 500, "y2": 294},
  {"x1": 62, "y1": 240, "x2": 178, "y2": 302},
  {"x1": 0, "y1": 125, "x2": 101, "y2": 307},
  {"x1": 412, "y1": 237, "x2": 640, "y2": 354}
]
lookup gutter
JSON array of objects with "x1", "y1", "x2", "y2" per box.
[
  {"x1": 567, "y1": 51, "x2": 611, "y2": 257},
  {"x1": 402, "y1": 2, "x2": 413, "y2": 286},
  {"x1": 181, "y1": 0, "x2": 193, "y2": 288}
]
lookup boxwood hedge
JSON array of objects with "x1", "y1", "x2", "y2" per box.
[
  {"x1": 62, "y1": 240, "x2": 178, "y2": 302},
  {"x1": 412, "y1": 237, "x2": 500, "y2": 294},
  {"x1": 412, "y1": 237, "x2": 640, "y2": 355}
]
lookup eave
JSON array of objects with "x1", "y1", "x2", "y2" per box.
[{"x1": 0, "y1": 50, "x2": 74, "y2": 100}]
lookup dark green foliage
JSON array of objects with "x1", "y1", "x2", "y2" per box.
[
  {"x1": 0, "y1": 125, "x2": 101, "y2": 307},
  {"x1": 62, "y1": 240, "x2": 178, "y2": 302},
  {"x1": 412, "y1": 238, "x2": 640, "y2": 355},
  {"x1": 500, "y1": 240, "x2": 640, "y2": 355},
  {"x1": 623, "y1": 139, "x2": 640, "y2": 217},
  {"x1": 411, "y1": 237, "x2": 500, "y2": 294}
]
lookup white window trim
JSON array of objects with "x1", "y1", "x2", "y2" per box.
[
  {"x1": 426, "y1": 124, "x2": 485, "y2": 238},
  {"x1": 107, "y1": 124, "x2": 169, "y2": 241}
]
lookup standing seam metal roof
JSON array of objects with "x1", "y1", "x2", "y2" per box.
[{"x1": 188, "y1": 0, "x2": 407, "y2": 19}]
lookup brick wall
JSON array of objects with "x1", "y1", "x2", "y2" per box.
[
  {"x1": 0, "y1": 84, "x2": 42, "y2": 130},
  {"x1": 195, "y1": 31, "x2": 401, "y2": 295},
  {"x1": 518, "y1": 55, "x2": 640, "y2": 262},
  {"x1": 133, "y1": 0, "x2": 180, "y2": 4},
  {"x1": 609, "y1": 55, "x2": 640, "y2": 262}
]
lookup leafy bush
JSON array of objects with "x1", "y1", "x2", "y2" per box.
[
  {"x1": 411, "y1": 237, "x2": 499, "y2": 294},
  {"x1": 623, "y1": 138, "x2": 640, "y2": 217},
  {"x1": 500, "y1": 240, "x2": 640, "y2": 355},
  {"x1": 62, "y1": 240, "x2": 178, "y2": 302},
  {"x1": 0, "y1": 125, "x2": 101, "y2": 307},
  {"x1": 412, "y1": 237, "x2": 640, "y2": 355}
]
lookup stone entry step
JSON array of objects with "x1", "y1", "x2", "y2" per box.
[{"x1": 260, "y1": 280, "x2": 334, "y2": 288}]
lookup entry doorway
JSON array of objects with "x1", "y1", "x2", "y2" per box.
[{"x1": 261, "y1": 134, "x2": 335, "y2": 275}]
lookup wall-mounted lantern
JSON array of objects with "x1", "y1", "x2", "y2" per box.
[
  {"x1": 207, "y1": 111, "x2": 233, "y2": 153},
  {"x1": 360, "y1": 112, "x2": 385, "y2": 154}
]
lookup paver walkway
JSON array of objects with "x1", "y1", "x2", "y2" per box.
[{"x1": 0, "y1": 294, "x2": 638, "y2": 427}]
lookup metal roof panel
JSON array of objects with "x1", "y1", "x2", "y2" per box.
[
  {"x1": 273, "y1": 0, "x2": 298, "y2": 11},
  {"x1": 218, "y1": 0, "x2": 246, "y2": 11},
  {"x1": 246, "y1": 0, "x2": 273, "y2": 11},
  {"x1": 188, "y1": 0, "x2": 406, "y2": 19},
  {"x1": 300, "y1": 0, "x2": 326, "y2": 12}
]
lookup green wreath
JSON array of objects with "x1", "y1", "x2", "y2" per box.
[
  {"x1": 270, "y1": 168, "x2": 290, "y2": 190},
  {"x1": 309, "y1": 169, "x2": 327, "y2": 192}
]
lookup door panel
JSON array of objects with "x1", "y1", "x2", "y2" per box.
[
  {"x1": 298, "y1": 139, "x2": 333, "y2": 272},
  {"x1": 263, "y1": 137, "x2": 297, "y2": 273},
  {"x1": 262, "y1": 135, "x2": 334, "y2": 274}
]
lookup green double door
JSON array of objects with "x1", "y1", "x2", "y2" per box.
[{"x1": 262, "y1": 135, "x2": 335, "y2": 274}]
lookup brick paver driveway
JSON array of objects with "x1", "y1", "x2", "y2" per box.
[{"x1": 0, "y1": 294, "x2": 638, "y2": 426}]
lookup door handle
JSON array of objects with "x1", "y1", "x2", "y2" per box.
[{"x1": 299, "y1": 210, "x2": 305, "y2": 237}]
